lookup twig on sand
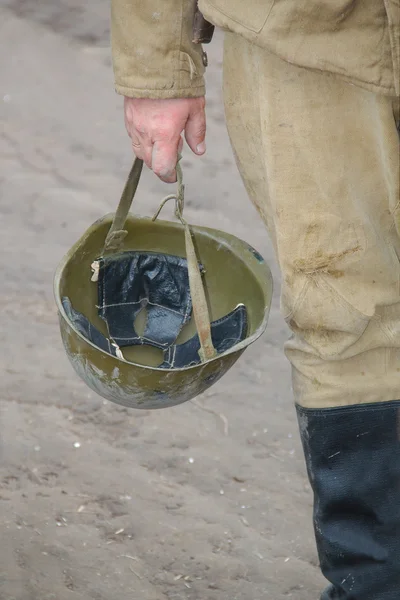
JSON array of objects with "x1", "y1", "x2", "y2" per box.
[
  {"x1": 191, "y1": 399, "x2": 229, "y2": 436},
  {"x1": 129, "y1": 566, "x2": 143, "y2": 579}
]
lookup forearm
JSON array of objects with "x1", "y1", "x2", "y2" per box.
[{"x1": 111, "y1": 0, "x2": 206, "y2": 99}]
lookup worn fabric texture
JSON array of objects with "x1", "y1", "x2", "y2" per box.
[
  {"x1": 111, "y1": 0, "x2": 206, "y2": 98},
  {"x1": 200, "y1": 0, "x2": 400, "y2": 96},
  {"x1": 223, "y1": 32, "x2": 400, "y2": 409},
  {"x1": 111, "y1": 0, "x2": 400, "y2": 99}
]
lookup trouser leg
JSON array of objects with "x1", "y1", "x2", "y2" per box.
[{"x1": 222, "y1": 32, "x2": 400, "y2": 599}]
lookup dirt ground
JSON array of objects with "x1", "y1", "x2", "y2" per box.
[{"x1": 0, "y1": 3, "x2": 326, "y2": 599}]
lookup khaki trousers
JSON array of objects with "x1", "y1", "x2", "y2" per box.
[{"x1": 223, "y1": 33, "x2": 400, "y2": 409}]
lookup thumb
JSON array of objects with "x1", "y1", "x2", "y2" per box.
[{"x1": 185, "y1": 106, "x2": 206, "y2": 156}]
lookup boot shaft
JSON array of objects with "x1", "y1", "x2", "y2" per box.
[{"x1": 297, "y1": 401, "x2": 400, "y2": 600}]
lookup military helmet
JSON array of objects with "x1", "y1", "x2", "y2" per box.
[{"x1": 54, "y1": 158, "x2": 273, "y2": 409}]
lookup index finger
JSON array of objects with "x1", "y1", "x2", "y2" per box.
[{"x1": 151, "y1": 138, "x2": 183, "y2": 183}]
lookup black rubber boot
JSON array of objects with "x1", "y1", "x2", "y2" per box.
[{"x1": 296, "y1": 401, "x2": 400, "y2": 600}]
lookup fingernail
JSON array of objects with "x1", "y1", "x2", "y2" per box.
[{"x1": 196, "y1": 141, "x2": 206, "y2": 154}]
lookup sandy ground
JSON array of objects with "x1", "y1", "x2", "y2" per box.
[{"x1": 0, "y1": 3, "x2": 326, "y2": 599}]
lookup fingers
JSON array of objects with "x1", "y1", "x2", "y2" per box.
[
  {"x1": 131, "y1": 134, "x2": 153, "y2": 171},
  {"x1": 151, "y1": 136, "x2": 184, "y2": 183},
  {"x1": 130, "y1": 133, "x2": 180, "y2": 183},
  {"x1": 124, "y1": 97, "x2": 206, "y2": 184},
  {"x1": 184, "y1": 101, "x2": 206, "y2": 155},
  {"x1": 129, "y1": 134, "x2": 142, "y2": 155}
]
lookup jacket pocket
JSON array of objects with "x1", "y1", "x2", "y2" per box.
[{"x1": 204, "y1": 0, "x2": 275, "y2": 33}]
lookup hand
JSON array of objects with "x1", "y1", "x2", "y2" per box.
[{"x1": 124, "y1": 97, "x2": 206, "y2": 183}]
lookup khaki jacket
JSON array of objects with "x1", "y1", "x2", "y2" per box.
[{"x1": 111, "y1": 0, "x2": 399, "y2": 99}]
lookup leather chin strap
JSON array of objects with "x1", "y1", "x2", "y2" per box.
[{"x1": 102, "y1": 157, "x2": 217, "y2": 363}]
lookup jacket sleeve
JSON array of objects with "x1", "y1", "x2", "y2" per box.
[{"x1": 111, "y1": 0, "x2": 206, "y2": 99}]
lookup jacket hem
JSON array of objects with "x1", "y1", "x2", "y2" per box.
[{"x1": 115, "y1": 83, "x2": 206, "y2": 99}]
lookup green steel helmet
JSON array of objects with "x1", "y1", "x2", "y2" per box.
[{"x1": 54, "y1": 158, "x2": 273, "y2": 410}]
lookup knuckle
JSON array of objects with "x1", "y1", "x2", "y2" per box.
[
  {"x1": 154, "y1": 126, "x2": 177, "y2": 142},
  {"x1": 136, "y1": 123, "x2": 148, "y2": 136},
  {"x1": 152, "y1": 115, "x2": 182, "y2": 138}
]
